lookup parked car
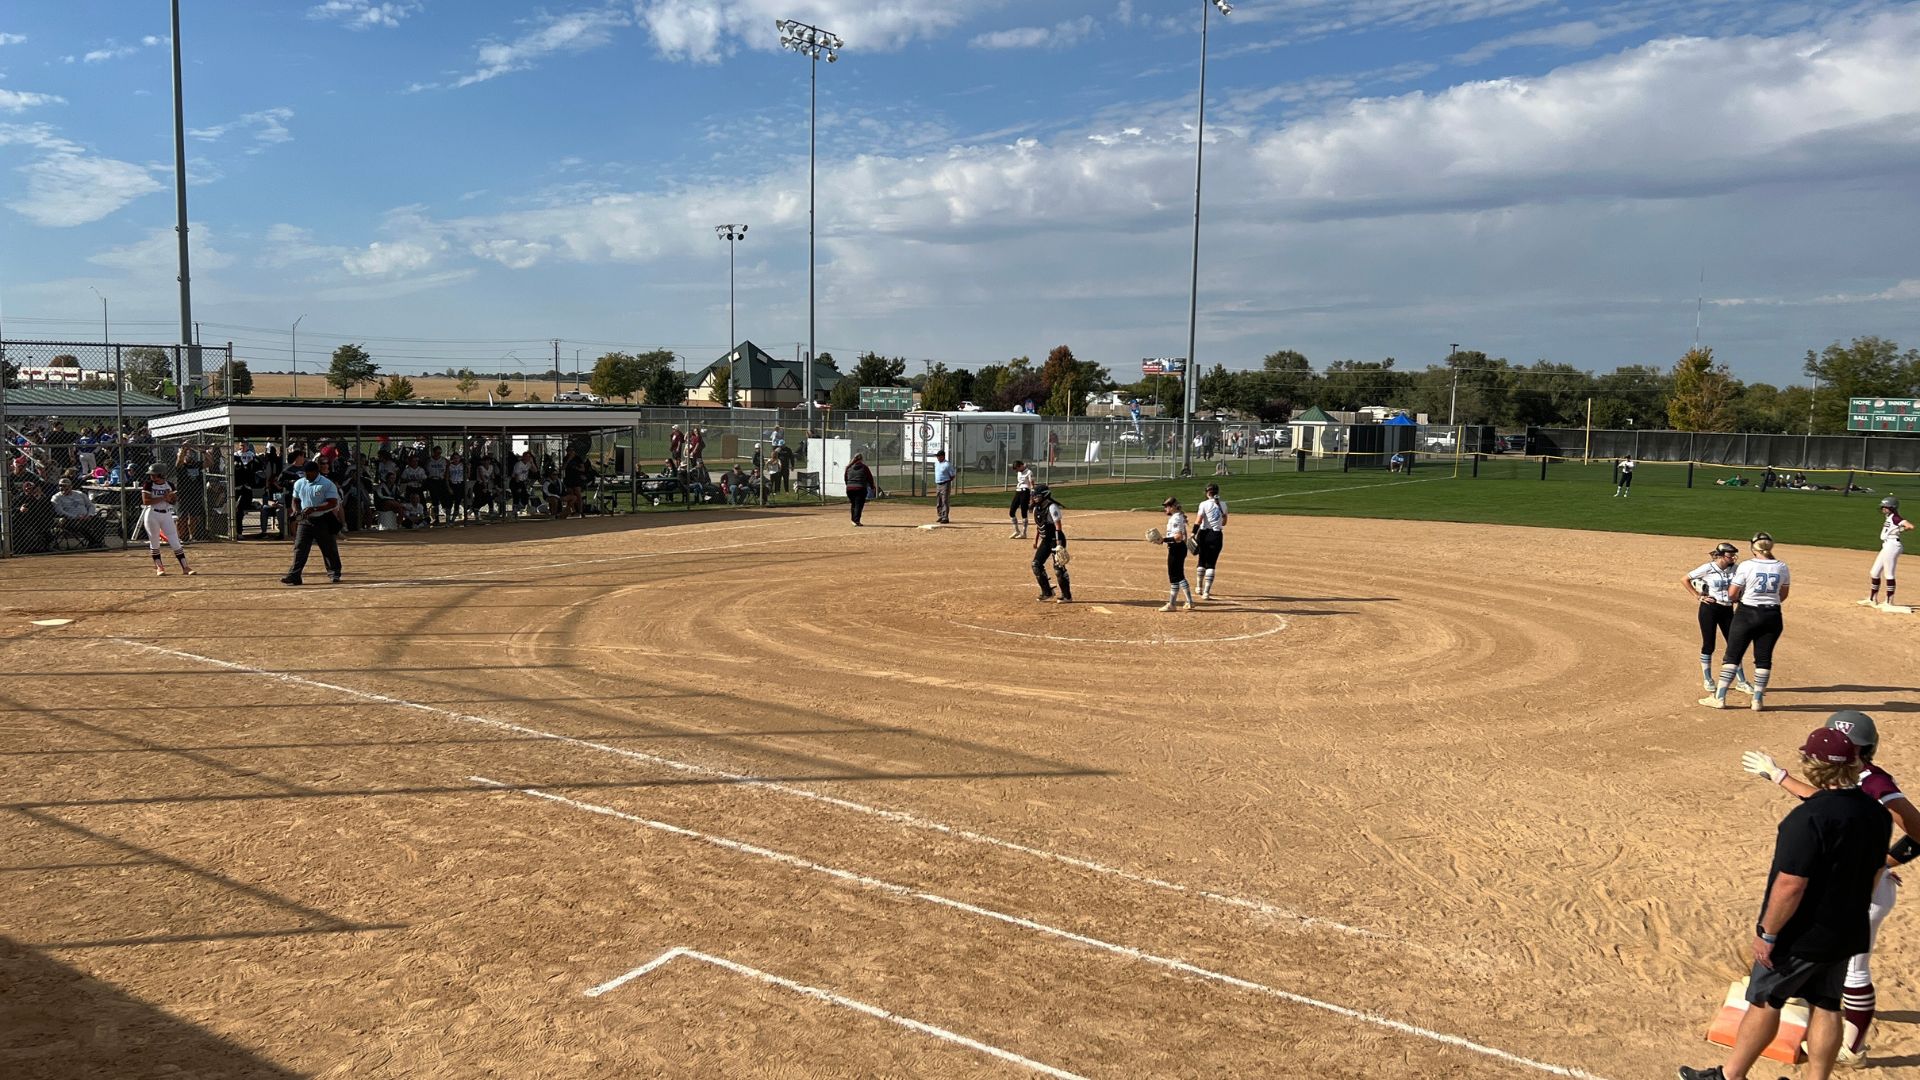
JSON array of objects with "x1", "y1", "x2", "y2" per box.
[
  {"x1": 1425, "y1": 431, "x2": 1457, "y2": 449},
  {"x1": 1496, "y1": 434, "x2": 1529, "y2": 454},
  {"x1": 554, "y1": 389, "x2": 603, "y2": 404},
  {"x1": 957, "y1": 400, "x2": 984, "y2": 412}
]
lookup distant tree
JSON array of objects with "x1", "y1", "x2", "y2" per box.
[
  {"x1": 589, "y1": 351, "x2": 645, "y2": 403},
  {"x1": 454, "y1": 368, "x2": 480, "y2": 399},
  {"x1": 50, "y1": 354, "x2": 81, "y2": 368},
  {"x1": 711, "y1": 364, "x2": 734, "y2": 407},
  {"x1": 123, "y1": 347, "x2": 172, "y2": 396},
  {"x1": 326, "y1": 344, "x2": 379, "y2": 400},
  {"x1": 1804, "y1": 336, "x2": 1918, "y2": 434},
  {"x1": 1, "y1": 353, "x2": 16, "y2": 388},
  {"x1": 637, "y1": 349, "x2": 686, "y2": 407},
  {"x1": 1667, "y1": 347, "x2": 1737, "y2": 432},
  {"x1": 495, "y1": 381, "x2": 513, "y2": 400},
  {"x1": 376, "y1": 375, "x2": 417, "y2": 402},
  {"x1": 920, "y1": 362, "x2": 963, "y2": 411},
  {"x1": 228, "y1": 360, "x2": 254, "y2": 397},
  {"x1": 831, "y1": 351, "x2": 907, "y2": 410}
]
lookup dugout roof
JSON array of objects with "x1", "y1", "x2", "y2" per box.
[
  {"x1": 147, "y1": 401, "x2": 648, "y2": 441},
  {"x1": 2, "y1": 386, "x2": 178, "y2": 419}
]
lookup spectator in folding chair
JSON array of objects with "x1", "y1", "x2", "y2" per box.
[{"x1": 51, "y1": 476, "x2": 107, "y2": 549}]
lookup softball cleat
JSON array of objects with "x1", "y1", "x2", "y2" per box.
[{"x1": 1698, "y1": 695, "x2": 1726, "y2": 709}]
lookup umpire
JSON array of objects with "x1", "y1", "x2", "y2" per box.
[
  {"x1": 1680, "y1": 727, "x2": 1890, "y2": 1080},
  {"x1": 281, "y1": 459, "x2": 343, "y2": 586}
]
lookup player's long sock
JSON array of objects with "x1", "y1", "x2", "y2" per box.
[
  {"x1": 1715, "y1": 663, "x2": 1738, "y2": 700},
  {"x1": 1699, "y1": 653, "x2": 1713, "y2": 682},
  {"x1": 1887, "y1": 579, "x2": 1897, "y2": 604},
  {"x1": 1751, "y1": 667, "x2": 1771, "y2": 704},
  {"x1": 1871, "y1": 576, "x2": 1882, "y2": 602},
  {"x1": 1843, "y1": 983, "x2": 1876, "y2": 1052}
]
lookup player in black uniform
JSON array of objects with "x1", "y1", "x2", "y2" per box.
[{"x1": 1030, "y1": 485, "x2": 1072, "y2": 603}]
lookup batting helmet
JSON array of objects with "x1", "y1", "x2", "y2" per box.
[
  {"x1": 1710, "y1": 542, "x2": 1739, "y2": 557},
  {"x1": 1883, "y1": 497, "x2": 1900, "y2": 511},
  {"x1": 1826, "y1": 710, "x2": 1880, "y2": 756}
]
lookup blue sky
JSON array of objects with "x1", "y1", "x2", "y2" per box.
[{"x1": 1, "y1": 0, "x2": 1917, "y2": 385}]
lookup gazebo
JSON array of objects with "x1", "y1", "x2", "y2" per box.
[{"x1": 1289, "y1": 405, "x2": 1345, "y2": 458}]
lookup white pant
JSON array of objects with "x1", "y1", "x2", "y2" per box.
[
  {"x1": 1847, "y1": 870, "x2": 1898, "y2": 987},
  {"x1": 1871, "y1": 541, "x2": 1902, "y2": 582},
  {"x1": 142, "y1": 508, "x2": 183, "y2": 555}
]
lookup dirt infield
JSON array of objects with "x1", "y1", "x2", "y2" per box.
[{"x1": 4, "y1": 502, "x2": 1919, "y2": 1078}]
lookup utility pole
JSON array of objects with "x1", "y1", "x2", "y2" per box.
[
  {"x1": 1179, "y1": 0, "x2": 1233, "y2": 481},
  {"x1": 1447, "y1": 343, "x2": 1461, "y2": 428},
  {"x1": 778, "y1": 18, "x2": 840, "y2": 449},
  {"x1": 553, "y1": 339, "x2": 561, "y2": 398}
]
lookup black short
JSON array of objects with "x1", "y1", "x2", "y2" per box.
[
  {"x1": 1746, "y1": 955, "x2": 1848, "y2": 1012},
  {"x1": 1166, "y1": 540, "x2": 1188, "y2": 583},
  {"x1": 1696, "y1": 602, "x2": 1734, "y2": 654},
  {"x1": 1010, "y1": 489, "x2": 1032, "y2": 518}
]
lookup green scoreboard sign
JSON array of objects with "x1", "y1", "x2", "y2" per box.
[
  {"x1": 859, "y1": 385, "x2": 914, "y2": 412},
  {"x1": 1850, "y1": 397, "x2": 1920, "y2": 432}
]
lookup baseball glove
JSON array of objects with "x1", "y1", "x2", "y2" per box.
[
  {"x1": 1053, "y1": 547, "x2": 1071, "y2": 568},
  {"x1": 1145, "y1": 528, "x2": 1163, "y2": 544},
  {"x1": 1186, "y1": 534, "x2": 1200, "y2": 554}
]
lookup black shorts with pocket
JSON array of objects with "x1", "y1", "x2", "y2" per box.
[{"x1": 1746, "y1": 954, "x2": 1848, "y2": 1011}]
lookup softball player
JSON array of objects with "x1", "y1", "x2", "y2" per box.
[
  {"x1": 1743, "y1": 710, "x2": 1920, "y2": 1066},
  {"x1": 1683, "y1": 542, "x2": 1753, "y2": 695},
  {"x1": 1700, "y1": 532, "x2": 1788, "y2": 711},
  {"x1": 1160, "y1": 497, "x2": 1193, "y2": 611},
  {"x1": 1613, "y1": 456, "x2": 1635, "y2": 497},
  {"x1": 1194, "y1": 483, "x2": 1227, "y2": 600},
  {"x1": 1030, "y1": 484, "x2": 1071, "y2": 602},
  {"x1": 139, "y1": 466, "x2": 195, "y2": 576},
  {"x1": 1861, "y1": 496, "x2": 1913, "y2": 610},
  {"x1": 1009, "y1": 460, "x2": 1035, "y2": 539}
]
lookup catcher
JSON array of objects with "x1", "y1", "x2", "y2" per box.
[{"x1": 1030, "y1": 484, "x2": 1071, "y2": 603}]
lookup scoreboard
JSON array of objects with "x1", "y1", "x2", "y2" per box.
[
  {"x1": 1849, "y1": 397, "x2": 1920, "y2": 432},
  {"x1": 859, "y1": 385, "x2": 914, "y2": 412}
]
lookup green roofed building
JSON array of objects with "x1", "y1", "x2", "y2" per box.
[
  {"x1": 1289, "y1": 404, "x2": 1346, "y2": 457},
  {"x1": 2, "y1": 385, "x2": 178, "y2": 419},
  {"x1": 689, "y1": 341, "x2": 842, "y2": 408}
]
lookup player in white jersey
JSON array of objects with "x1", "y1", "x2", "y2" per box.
[
  {"x1": 1613, "y1": 456, "x2": 1635, "y2": 498},
  {"x1": 1743, "y1": 710, "x2": 1920, "y2": 1065},
  {"x1": 1159, "y1": 497, "x2": 1194, "y2": 611},
  {"x1": 1009, "y1": 460, "x2": 1036, "y2": 539},
  {"x1": 1193, "y1": 483, "x2": 1228, "y2": 600},
  {"x1": 1861, "y1": 497, "x2": 1913, "y2": 611},
  {"x1": 139, "y1": 466, "x2": 195, "y2": 576},
  {"x1": 1701, "y1": 532, "x2": 1787, "y2": 711},
  {"x1": 1683, "y1": 542, "x2": 1753, "y2": 695}
]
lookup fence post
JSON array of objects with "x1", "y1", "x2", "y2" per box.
[
  {"x1": 1846, "y1": 470, "x2": 1855, "y2": 496},
  {"x1": 0, "y1": 350, "x2": 9, "y2": 557},
  {"x1": 1539, "y1": 455, "x2": 1549, "y2": 481},
  {"x1": 1687, "y1": 460, "x2": 1694, "y2": 489}
]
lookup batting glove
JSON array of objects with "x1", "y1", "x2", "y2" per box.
[{"x1": 1741, "y1": 750, "x2": 1787, "y2": 784}]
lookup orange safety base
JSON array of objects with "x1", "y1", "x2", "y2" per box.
[{"x1": 1706, "y1": 978, "x2": 1809, "y2": 1065}]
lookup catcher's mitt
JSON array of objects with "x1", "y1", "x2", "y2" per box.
[
  {"x1": 1145, "y1": 527, "x2": 1163, "y2": 544},
  {"x1": 1053, "y1": 547, "x2": 1071, "y2": 569},
  {"x1": 1186, "y1": 534, "x2": 1200, "y2": 554}
]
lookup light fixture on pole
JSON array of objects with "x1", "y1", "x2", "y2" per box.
[
  {"x1": 1178, "y1": 0, "x2": 1230, "y2": 481},
  {"x1": 89, "y1": 286, "x2": 108, "y2": 347},
  {"x1": 291, "y1": 315, "x2": 306, "y2": 399},
  {"x1": 776, "y1": 17, "x2": 841, "y2": 442},
  {"x1": 716, "y1": 223, "x2": 748, "y2": 407}
]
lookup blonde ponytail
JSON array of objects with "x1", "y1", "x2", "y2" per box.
[{"x1": 1753, "y1": 537, "x2": 1774, "y2": 557}]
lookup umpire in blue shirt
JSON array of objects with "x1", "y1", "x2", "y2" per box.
[
  {"x1": 282, "y1": 459, "x2": 343, "y2": 585},
  {"x1": 933, "y1": 450, "x2": 956, "y2": 525}
]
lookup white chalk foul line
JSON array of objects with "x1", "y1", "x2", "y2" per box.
[
  {"x1": 586, "y1": 946, "x2": 1086, "y2": 1080},
  {"x1": 486, "y1": 779, "x2": 1606, "y2": 1080},
  {"x1": 347, "y1": 524, "x2": 838, "y2": 588},
  {"x1": 1122, "y1": 475, "x2": 1444, "y2": 512},
  {"x1": 112, "y1": 638, "x2": 1373, "y2": 941}
]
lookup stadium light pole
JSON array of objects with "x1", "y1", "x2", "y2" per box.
[
  {"x1": 168, "y1": 0, "x2": 198, "y2": 404},
  {"x1": 716, "y1": 224, "x2": 748, "y2": 406},
  {"x1": 1179, "y1": 0, "x2": 1231, "y2": 481},
  {"x1": 89, "y1": 287, "x2": 109, "y2": 348},
  {"x1": 776, "y1": 17, "x2": 840, "y2": 444},
  {"x1": 290, "y1": 315, "x2": 306, "y2": 399}
]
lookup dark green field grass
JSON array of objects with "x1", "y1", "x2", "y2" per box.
[{"x1": 950, "y1": 458, "x2": 1909, "y2": 552}]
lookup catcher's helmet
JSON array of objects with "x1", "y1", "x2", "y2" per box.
[
  {"x1": 1033, "y1": 484, "x2": 1052, "y2": 501},
  {"x1": 1883, "y1": 497, "x2": 1900, "y2": 511},
  {"x1": 1711, "y1": 542, "x2": 1739, "y2": 557}
]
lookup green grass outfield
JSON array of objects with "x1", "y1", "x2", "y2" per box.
[{"x1": 949, "y1": 458, "x2": 1909, "y2": 552}]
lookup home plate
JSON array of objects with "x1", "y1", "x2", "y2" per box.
[{"x1": 30, "y1": 619, "x2": 73, "y2": 627}]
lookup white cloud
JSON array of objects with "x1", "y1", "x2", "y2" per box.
[
  {"x1": 453, "y1": 9, "x2": 631, "y2": 87},
  {"x1": 970, "y1": 15, "x2": 1095, "y2": 50},
  {"x1": 88, "y1": 223, "x2": 234, "y2": 273},
  {"x1": 83, "y1": 44, "x2": 140, "y2": 63},
  {"x1": 342, "y1": 240, "x2": 438, "y2": 276},
  {"x1": 0, "y1": 89, "x2": 64, "y2": 113},
  {"x1": 188, "y1": 107, "x2": 295, "y2": 153},
  {"x1": 637, "y1": 0, "x2": 991, "y2": 63},
  {"x1": 308, "y1": 2, "x2": 422, "y2": 30},
  {"x1": 141, "y1": 35, "x2": 163, "y2": 46},
  {"x1": 0, "y1": 33, "x2": 27, "y2": 46},
  {"x1": 1454, "y1": 17, "x2": 1644, "y2": 64},
  {"x1": 0, "y1": 122, "x2": 80, "y2": 153},
  {"x1": 8, "y1": 153, "x2": 163, "y2": 226}
]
